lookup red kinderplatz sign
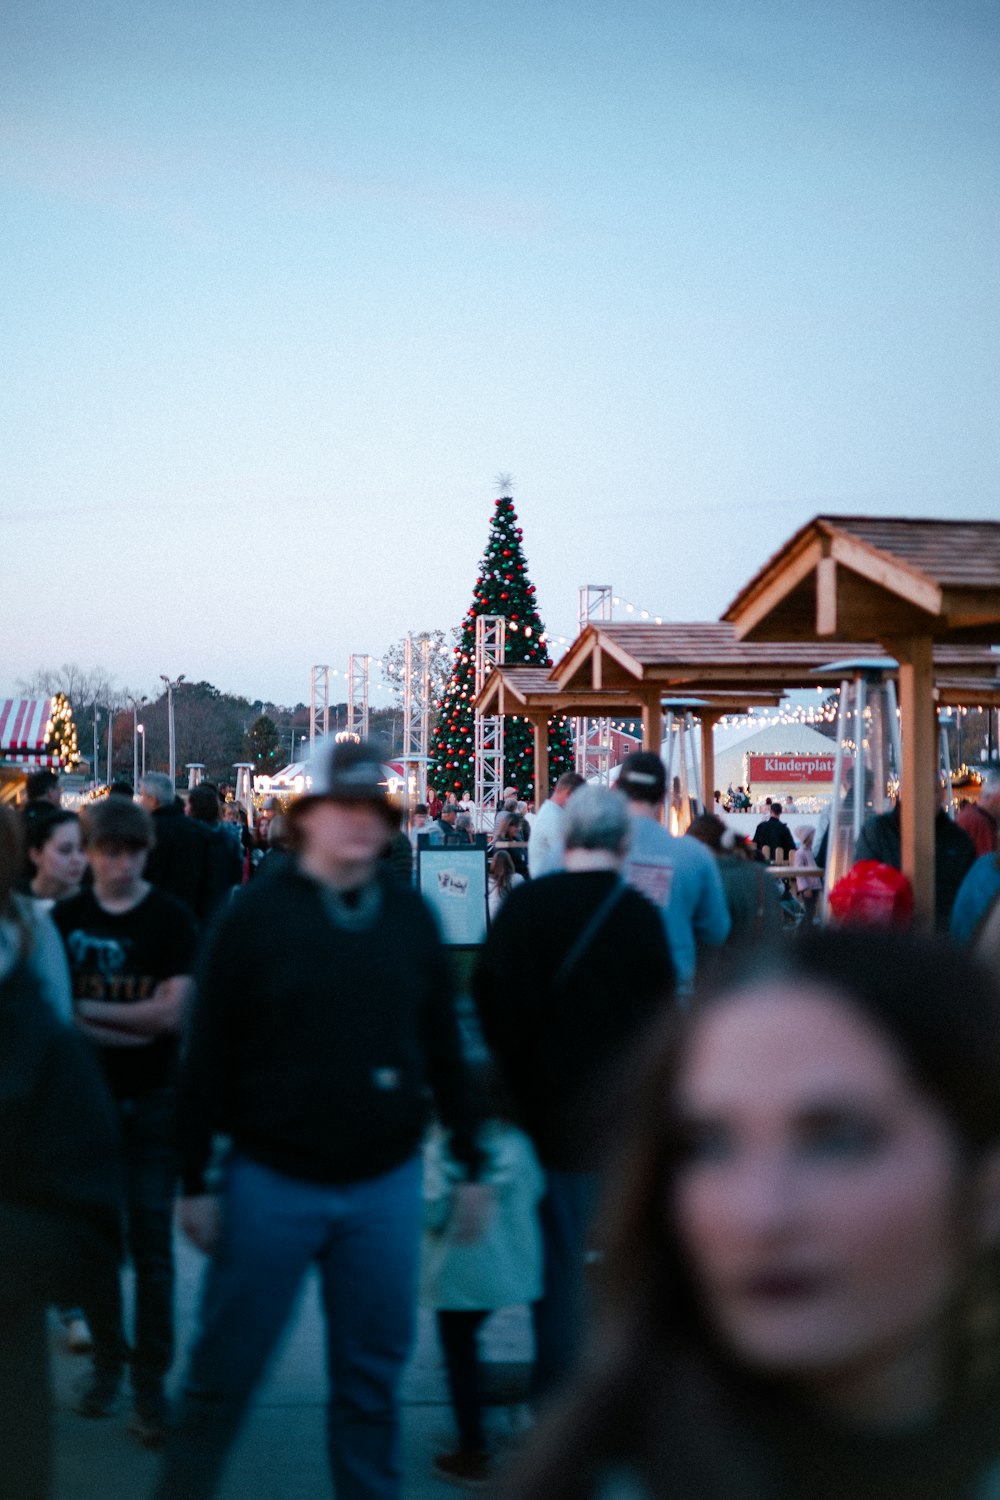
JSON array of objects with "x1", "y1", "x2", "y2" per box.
[{"x1": 746, "y1": 753, "x2": 837, "y2": 785}]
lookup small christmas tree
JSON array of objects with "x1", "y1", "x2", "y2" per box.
[
  {"x1": 46, "y1": 692, "x2": 80, "y2": 767},
  {"x1": 429, "y1": 490, "x2": 574, "y2": 803},
  {"x1": 245, "y1": 714, "x2": 281, "y2": 773}
]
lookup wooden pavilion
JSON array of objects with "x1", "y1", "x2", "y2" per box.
[
  {"x1": 476, "y1": 615, "x2": 997, "y2": 873},
  {"x1": 723, "y1": 516, "x2": 1000, "y2": 925}
]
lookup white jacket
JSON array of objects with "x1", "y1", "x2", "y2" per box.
[{"x1": 420, "y1": 1120, "x2": 545, "y2": 1311}]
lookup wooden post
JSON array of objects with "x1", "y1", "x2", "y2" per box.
[
  {"x1": 700, "y1": 712, "x2": 721, "y2": 812},
  {"x1": 892, "y1": 636, "x2": 936, "y2": 928},
  {"x1": 531, "y1": 714, "x2": 550, "y2": 809},
  {"x1": 641, "y1": 692, "x2": 661, "y2": 753}
]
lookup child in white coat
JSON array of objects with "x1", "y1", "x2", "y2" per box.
[{"x1": 421, "y1": 1087, "x2": 544, "y2": 1488}]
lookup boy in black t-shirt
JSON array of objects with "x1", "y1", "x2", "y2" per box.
[{"x1": 54, "y1": 796, "x2": 196, "y2": 1448}]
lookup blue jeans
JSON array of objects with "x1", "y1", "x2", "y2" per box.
[
  {"x1": 531, "y1": 1169, "x2": 598, "y2": 1401},
  {"x1": 156, "y1": 1152, "x2": 422, "y2": 1500}
]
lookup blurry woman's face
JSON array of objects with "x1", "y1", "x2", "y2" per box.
[
  {"x1": 31, "y1": 822, "x2": 86, "y2": 895},
  {"x1": 673, "y1": 984, "x2": 969, "y2": 1414}
]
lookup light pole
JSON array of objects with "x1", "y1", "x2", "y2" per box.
[
  {"x1": 106, "y1": 702, "x2": 116, "y2": 786},
  {"x1": 129, "y1": 696, "x2": 148, "y2": 788},
  {"x1": 159, "y1": 674, "x2": 186, "y2": 789},
  {"x1": 92, "y1": 708, "x2": 101, "y2": 791}
]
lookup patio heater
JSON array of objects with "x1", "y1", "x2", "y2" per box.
[
  {"x1": 661, "y1": 698, "x2": 710, "y2": 834},
  {"x1": 813, "y1": 659, "x2": 902, "y2": 911}
]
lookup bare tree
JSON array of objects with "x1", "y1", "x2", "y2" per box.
[
  {"x1": 381, "y1": 630, "x2": 456, "y2": 711},
  {"x1": 16, "y1": 663, "x2": 118, "y2": 714}
]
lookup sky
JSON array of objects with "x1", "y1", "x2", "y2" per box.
[{"x1": 2, "y1": 0, "x2": 998, "y2": 708}]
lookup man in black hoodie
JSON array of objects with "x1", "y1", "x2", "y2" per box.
[
  {"x1": 184, "y1": 784, "x2": 242, "y2": 917},
  {"x1": 155, "y1": 740, "x2": 485, "y2": 1500}
]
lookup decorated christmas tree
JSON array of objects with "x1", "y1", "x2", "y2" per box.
[
  {"x1": 46, "y1": 693, "x2": 80, "y2": 767},
  {"x1": 429, "y1": 490, "x2": 574, "y2": 803}
]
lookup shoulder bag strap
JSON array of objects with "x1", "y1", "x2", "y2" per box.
[{"x1": 551, "y1": 879, "x2": 628, "y2": 991}]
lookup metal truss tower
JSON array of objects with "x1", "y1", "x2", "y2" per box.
[
  {"x1": 347, "y1": 654, "x2": 370, "y2": 741},
  {"x1": 473, "y1": 615, "x2": 506, "y2": 828},
  {"x1": 575, "y1": 584, "x2": 614, "y2": 783},
  {"x1": 400, "y1": 634, "x2": 432, "y2": 811},
  {"x1": 309, "y1": 665, "x2": 330, "y2": 757}
]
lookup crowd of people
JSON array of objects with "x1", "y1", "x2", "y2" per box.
[{"x1": 2, "y1": 749, "x2": 1000, "y2": 1500}]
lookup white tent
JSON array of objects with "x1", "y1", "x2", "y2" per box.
[{"x1": 704, "y1": 721, "x2": 839, "y2": 800}]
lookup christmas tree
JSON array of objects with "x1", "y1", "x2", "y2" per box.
[
  {"x1": 46, "y1": 693, "x2": 80, "y2": 767},
  {"x1": 429, "y1": 491, "x2": 574, "y2": 803},
  {"x1": 244, "y1": 714, "x2": 281, "y2": 773}
]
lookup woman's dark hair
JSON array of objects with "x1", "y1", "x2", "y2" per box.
[
  {"x1": 509, "y1": 926, "x2": 1000, "y2": 1499},
  {"x1": 80, "y1": 797, "x2": 154, "y2": 850},
  {"x1": 0, "y1": 805, "x2": 24, "y2": 916},
  {"x1": 489, "y1": 849, "x2": 516, "y2": 895},
  {"x1": 0, "y1": 806, "x2": 33, "y2": 960},
  {"x1": 25, "y1": 807, "x2": 79, "y2": 854},
  {"x1": 187, "y1": 784, "x2": 222, "y2": 825},
  {"x1": 493, "y1": 812, "x2": 516, "y2": 842},
  {"x1": 686, "y1": 812, "x2": 726, "y2": 853}
]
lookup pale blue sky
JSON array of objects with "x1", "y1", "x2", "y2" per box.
[{"x1": 2, "y1": 0, "x2": 997, "y2": 705}]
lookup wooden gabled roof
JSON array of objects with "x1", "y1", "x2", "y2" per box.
[
  {"x1": 725, "y1": 516, "x2": 1000, "y2": 644},
  {"x1": 473, "y1": 662, "x2": 783, "y2": 717},
  {"x1": 549, "y1": 620, "x2": 999, "y2": 696},
  {"x1": 553, "y1": 621, "x2": 884, "y2": 694},
  {"x1": 473, "y1": 664, "x2": 656, "y2": 718}
]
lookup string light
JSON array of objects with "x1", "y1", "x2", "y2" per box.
[
  {"x1": 540, "y1": 593, "x2": 665, "y2": 654},
  {"x1": 716, "y1": 703, "x2": 841, "y2": 733}
]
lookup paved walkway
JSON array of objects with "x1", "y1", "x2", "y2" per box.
[{"x1": 51, "y1": 1233, "x2": 534, "y2": 1500}]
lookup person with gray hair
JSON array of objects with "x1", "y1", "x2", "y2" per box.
[
  {"x1": 561, "y1": 782, "x2": 629, "y2": 856},
  {"x1": 474, "y1": 783, "x2": 674, "y2": 1399},
  {"x1": 139, "y1": 773, "x2": 175, "y2": 809}
]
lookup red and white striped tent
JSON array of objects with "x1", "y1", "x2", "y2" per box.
[{"x1": 0, "y1": 697, "x2": 61, "y2": 767}]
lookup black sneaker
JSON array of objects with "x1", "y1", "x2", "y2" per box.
[
  {"x1": 75, "y1": 1367, "x2": 122, "y2": 1419},
  {"x1": 129, "y1": 1386, "x2": 169, "y2": 1449}
]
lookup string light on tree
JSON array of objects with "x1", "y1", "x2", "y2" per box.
[{"x1": 45, "y1": 693, "x2": 80, "y2": 767}]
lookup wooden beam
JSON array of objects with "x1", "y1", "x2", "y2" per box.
[
  {"x1": 939, "y1": 587, "x2": 1000, "y2": 633},
  {"x1": 816, "y1": 556, "x2": 838, "y2": 636},
  {"x1": 529, "y1": 714, "x2": 550, "y2": 809},
  {"x1": 890, "y1": 635, "x2": 936, "y2": 928},
  {"x1": 831, "y1": 535, "x2": 942, "y2": 616},
  {"x1": 549, "y1": 627, "x2": 599, "y2": 692},
  {"x1": 594, "y1": 631, "x2": 645, "y2": 681},
  {"x1": 700, "y1": 712, "x2": 722, "y2": 809},
  {"x1": 641, "y1": 692, "x2": 661, "y2": 753},
  {"x1": 814, "y1": 569, "x2": 936, "y2": 641},
  {"x1": 728, "y1": 537, "x2": 824, "y2": 640}
]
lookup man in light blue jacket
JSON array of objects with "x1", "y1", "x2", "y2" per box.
[{"x1": 618, "y1": 752, "x2": 730, "y2": 995}]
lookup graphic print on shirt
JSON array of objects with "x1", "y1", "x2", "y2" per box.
[
  {"x1": 626, "y1": 861, "x2": 674, "y2": 909},
  {"x1": 64, "y1": 929, "x2": 156, "y2": 1001}
]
